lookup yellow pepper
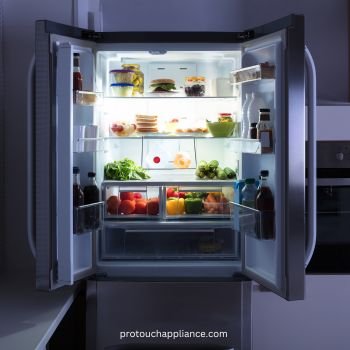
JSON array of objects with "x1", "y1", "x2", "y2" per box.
[{"x1": 166, "y1": 198, "x2": 185, "y2": 215}]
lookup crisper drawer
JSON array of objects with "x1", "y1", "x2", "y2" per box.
[
  {"x1": 100, "y1": 225, "x2": 238, "y2": 261},
  {"x1": 101, "y1": 181, "x2": 234, "y2": 221}
]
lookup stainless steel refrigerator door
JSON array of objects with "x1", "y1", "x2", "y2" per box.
[
  {"x1": 240, "y1": 17, "x2": 305, "y2": 301},
  {"x1": 35, "y1": 21, "x2": 97, "y2": 289}
]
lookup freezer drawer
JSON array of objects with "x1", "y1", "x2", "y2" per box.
[
  {"x1": 100, "y1": 226, "x2": 238, "y2": 261},
  {"x1": 87, "y1": 280, "x2": 251, "y2": 350}
]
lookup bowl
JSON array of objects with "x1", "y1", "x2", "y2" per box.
[
  {"x1": 110, "y1": 69, "x2": 135, "y2": 84},
  {"x1": 207, "y1": 121, "x2": 235, "y2": 137}
]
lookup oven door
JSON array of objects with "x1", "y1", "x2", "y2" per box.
[{"x1": 306, "y1": 177, "x2": 350, "y2": 273}]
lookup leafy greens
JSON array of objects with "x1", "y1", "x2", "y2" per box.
[{"x1": 104, "y1": 158, "x2": 150, "y2": 180}]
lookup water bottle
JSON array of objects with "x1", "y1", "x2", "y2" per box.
[
  {"x1": 241, "y1": 93, "x2": 252, "y2": 138},
  {"x1": 247, "y1": 92, "x2": 265, "y2": 126}
]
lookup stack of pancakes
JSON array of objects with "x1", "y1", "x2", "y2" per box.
[{"x1": 136, "y1": 115, "x2": 158, "y2": 133}]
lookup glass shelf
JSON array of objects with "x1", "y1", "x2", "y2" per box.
[{"x1": 103, "y1": 95, "x2": 238, "y2": 100}]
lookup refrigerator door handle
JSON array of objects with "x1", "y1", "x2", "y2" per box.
[
  {"x1": 27, "y1": 55, "x2": 36, "y2": 258},
  {"x1": 304, "y1": 46, "x2": 317, "y2": 267}
]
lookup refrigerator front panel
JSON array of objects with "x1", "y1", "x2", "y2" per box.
[{"x1": 240, "y1": 20, "x2": 305, "y2": 300}]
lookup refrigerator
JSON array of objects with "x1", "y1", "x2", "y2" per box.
[{"x1": 32, "y1": 13, "x2": 316, "y2": 308}]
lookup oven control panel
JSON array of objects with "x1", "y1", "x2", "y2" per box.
[{"x1": 317, "y1": 141, "x2": 350, "y2": 168}]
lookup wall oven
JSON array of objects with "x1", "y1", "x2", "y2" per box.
[{"x1": 307, "y1": 141, "x2": 350, "y2": 273}]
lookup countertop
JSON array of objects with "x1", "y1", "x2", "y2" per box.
[{"x1": 0, "y1": 272, "x2": 78, "y2": 350}]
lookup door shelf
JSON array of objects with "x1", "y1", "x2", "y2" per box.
[
  {"x1": 73, "y1": 137, "x2": 104, "y2": 153},
  {"x1": 74, "y1": 90, "x2": 103, "y2": 106},
  {"x1": 231, "y1": 202, "x2": 275, "y2": 240},
  {"x1": 73, "y1": 201, "x2": 104, "y2": 234},
  {"x1": 230, "y1": 63, "x2": 275, "y2": 84}
]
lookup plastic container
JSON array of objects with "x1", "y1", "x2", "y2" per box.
[
  {"x1": 110, "y1": 69, "x2": 135, "y2": 84},
  {"x1": 121, "y1": 64, "x2": 144, "y2": 96},
  {"x1": 110, "y1": 83, "x2": 134, "y2": 97},
  {"x1": 185, "y1": 76, "x2": 206, "y2": 96}
]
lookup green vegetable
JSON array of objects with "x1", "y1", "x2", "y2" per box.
[
  {"x1": 104, "y1": 158, "x2": 150, "y2": 180},
  {"x1": 217, "y1": 169, "x2": 228, "y2": 180},
  {"x1": 195, "y1": 168, "x2": 205, "y2": 178},
  {"x1": 208, "y1": 172, "x2": 216, "y2": 179},
  {"x1": 224, "y1": 167, "x2": 236, "y2": 179},
  {"x1": 184, "y1": 198, "x2": 203, "y2": 214},
  {"x1": 198, "y1": 160, "x2": 207, "y2": 172},
  {"x1": 209, "y1": 160, "x2": 219, "y2": 170}
]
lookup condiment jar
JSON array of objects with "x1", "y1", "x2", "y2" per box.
[{"x1": 122, "y1": 64, "x2": 144, "y2": 96}]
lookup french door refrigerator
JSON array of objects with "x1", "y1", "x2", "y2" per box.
[{"x1": 32, "y1": 14, "x2": 316, "y2": 302}]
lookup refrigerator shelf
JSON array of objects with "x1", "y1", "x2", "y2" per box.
[
  {"x1": 230, "y1": 63, "x2": 275, "y2": 84},
  {"x1": 103, "y1": 95, "x2": 238, "y2": 100},
  {"x1": 102, "y1": 179, "x2": 235, "y2": 187}
]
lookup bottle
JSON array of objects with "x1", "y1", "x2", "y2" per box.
[
  {"x1": 241, "y1": 93, "x2": 252, "y2": 138},
  {"x1": 247, "y1": 92, "x2": 265, "y2": 126},
  {"x1": 84, "y1": 172, "x2": 100, "y2": 230},
  {"x1": 256, "y1": 170, "x2": 275, "y2": 239},
  {"x1": 242, "y1": 178, "x2": 257, "y2": 208},
  {"x1": 73, "y1": 166, "x2": 84, "y2": 233},
  {"x1": 257, "y1": 108, "x2": 273, "y2": 153},
  {"x1": 249, "y1": 122, "x2": 258, "y2": 139},
  {"x1": 121, "y1": 63, "x2": 144, "y2": 96},
  {"x1": 73, "y1": 53, "x2": 83, "y2": 102}
]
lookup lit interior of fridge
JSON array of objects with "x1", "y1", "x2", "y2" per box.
[{"x1": 67, "y1": 41, "x2": 280, "y2": 281}]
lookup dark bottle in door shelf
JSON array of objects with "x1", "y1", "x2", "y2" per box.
[
  {"x1": 83, "y1": 172, "x2": 100, "y2": 229},
  {"x1": 73, "y1": 166, "x2": 85, "y2": 233},
  {"x1": 73, "y1": 53, "x2": 83, "y2": 102},
  {"x1": 256, "y1": 170, "x2": 275, "y2": 239}
]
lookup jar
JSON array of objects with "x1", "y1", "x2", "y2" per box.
[
  {"x1": 122, "y1": 64, "x2": 144, "y2": 96},
  {"x1": 257, "y1": 108, "x2": 273, "y2": 153},
  {"x1": 249, "y1": 122, "x2": 258, "y2": 139},
  {"x1": 185, "y1": 76, "x2": 206, "y2": 96}
]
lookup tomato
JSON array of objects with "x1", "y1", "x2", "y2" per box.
[
  {"x1": 133, "y1": 192, "x2": 143, "y2": 199},
  {"x1": 166, "y1": 188, "x2": 175, "y2": 198},
  {"x1": 134, "y1": 199, "x2": 147, "y2": 214},
  {"x1": 106, "y1": 195, "x2": 120, "y2": 215},
  {"x1": 119, "y1": 199, "x2": 136, "y2": 215},
  {"x1": 120, "y1": 192, "x2": 134, "y2": 201}
]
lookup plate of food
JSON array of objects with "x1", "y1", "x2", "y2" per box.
[{"x1": 148, "y1": 78, "x2": 179, "y2": 96}]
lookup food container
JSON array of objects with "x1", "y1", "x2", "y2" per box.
[
  {"x1": 110, "y1": 83, "x2": 134, "y2": 97},
  {"x1": 185, "y1": 76, "x2": 206, "y2": 96},
  {"x1": 110, "y1": 122, "x2": 136, "y2": 136},
  {"x1": 110, "y1": 69, "x2": 135, "y2": 84},
  {"x1": 121, "y1": 64, "x2": 144, "y2": 96}
]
